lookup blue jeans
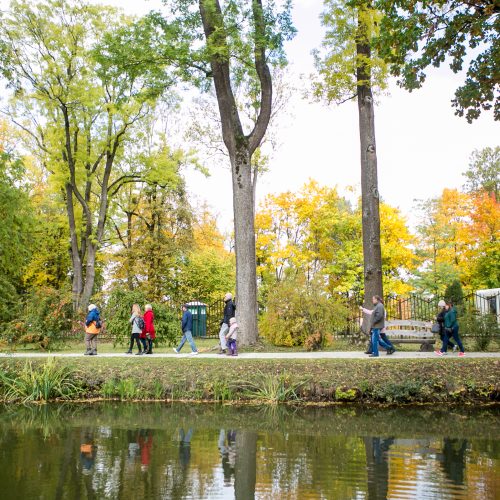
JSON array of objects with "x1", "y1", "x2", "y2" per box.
[
  {"x1": 177, "y1": 330, "x2": 197, "y2": 353},
  {"x1": 371, "y1": 328, "x2": 392, "y2": 356},
  {"x1": 441, "y1": 325, "x2": 464, "y2": 353}
]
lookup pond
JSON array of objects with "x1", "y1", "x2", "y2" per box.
[{"x1": 0, "y1": 403, "x2": 498, "y2": 499}]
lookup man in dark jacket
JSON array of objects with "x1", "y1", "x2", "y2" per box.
[
  {"x1": 173, "y1": 305, "x2": 198, "y2": 355},
  {"x1": 218, "y1": 293, "x2": 236, "y2": 354}
]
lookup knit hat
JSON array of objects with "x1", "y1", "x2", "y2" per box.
[
  {"x1": 88, "y1": 304, "x2": 97, "y2": 311},
  {"x1": 438, "y1": 300, "x2": 446, "y2": 307}
]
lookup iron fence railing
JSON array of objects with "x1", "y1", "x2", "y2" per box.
[{"x1": 341, "y1": 292, "x2": 500, "y2": 337}]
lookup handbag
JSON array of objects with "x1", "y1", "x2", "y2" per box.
[{"x1": 431, "y1": 322, "x2": 440, "y2": 334}]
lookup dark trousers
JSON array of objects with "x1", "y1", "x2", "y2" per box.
[
  {"x1": 140, "y1": 338, "x2": 153, "y2": 353},
  {"x1": 129, "y1": 332, "x2": 142, "y2": 352},
  {"x1": 439, "y1": 330, "x2": 455, "y2": 349},
  {"x1": 441, "y1": 326, "x2": 464, "y2": 353}
]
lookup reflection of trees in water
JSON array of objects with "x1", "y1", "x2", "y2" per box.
[
  {"x1": 0, "y1": 405, "x2": 498, "y2": 499},
  {"x1": 441, "y1": 438, "x2": 467, "y2": 486}
]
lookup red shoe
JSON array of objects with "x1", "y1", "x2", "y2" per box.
[{"x1": 458, "y1": 352, "x2": 466, "y2": 357}]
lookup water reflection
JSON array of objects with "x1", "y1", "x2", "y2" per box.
[{"x1": 0, "y1": 404, "x2": 498, "y2": 499}]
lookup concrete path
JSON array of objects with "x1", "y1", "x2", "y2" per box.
[{"x1": 0, "y1": 351, "x2": 499, "y2": 359}]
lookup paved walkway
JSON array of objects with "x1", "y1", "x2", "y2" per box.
[{"x1": 0, "y1": 351, "x2": 499, "y2": 359}]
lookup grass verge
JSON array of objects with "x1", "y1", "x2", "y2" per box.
[{"x1": 0, "y1": 357, "x2": 498, "y2": 405}]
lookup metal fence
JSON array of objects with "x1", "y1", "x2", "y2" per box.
[
  {"x1": 205, "y1": 298, "x2": 226, "y2": 338},
  {"x1": 342, "y1": 292, "x2": 500, "y2": 337}
]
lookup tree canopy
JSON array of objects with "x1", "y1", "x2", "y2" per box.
[{"x1": 375, "y1": 0, "x2": 500, "y2": 121}]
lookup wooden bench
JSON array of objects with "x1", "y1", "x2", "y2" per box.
[{"x1": 385, "y1": 320, "x2": 435, "y2": 352}]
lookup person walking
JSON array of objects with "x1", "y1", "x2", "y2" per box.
[
  {"x1": 435, "y1": 301, "x2": 465, "y2": 357},
  {"x1": 360, "y1": 304, "x2": 395, "y2": 355},
  {"x1": 84, "y1": 304, "x2": 101, "y2": 356},
  {"x1": 436, "y1": 300, "x2": 456, "y2": 352},
  {"x1": 141, "y1": 304, "x2": 155, "y2": 355},
  {"x1": 218, "y1": 293, "x2": 236, "y2": 354},
  {"x1": 367, "y1": 296, "x2": 395, "y2": 357},
  {"x1": 126, "y1": 303, "x2": 144, "y2": 355},
  {"x1": 173, "y1": 304, "x2": 198, "y2": 355}
]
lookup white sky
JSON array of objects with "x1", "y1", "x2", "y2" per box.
[{"x1": 3, "y1": 0, "x2": 499, "y2": 232}]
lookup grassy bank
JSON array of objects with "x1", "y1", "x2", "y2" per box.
[
  {"x1": 0, "y1": 357, "x2": 498, "y2": 405},
  {"x1": 0, "y1": 358, "x2": 500, "y2": 404}
]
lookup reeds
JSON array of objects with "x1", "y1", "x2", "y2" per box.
[{"x1": 0, "y1": 358, "x2": 81, "y2": 403}]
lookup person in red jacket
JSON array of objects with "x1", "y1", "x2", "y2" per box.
[{"x1": 141, "y1": 304, "x2": 156, "y2": 355}]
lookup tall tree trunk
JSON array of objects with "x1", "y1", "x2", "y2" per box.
[
  {"x1": 199, "y1": 0, "x2": 272, "y2": 345},
  {"x1": 81, "y1": 243, "x2": 97, "y2": 309},
  {"x1": 356, "y1": 6, "x2": 383, "y2": 326},
  {"x1": 126, "y1": 211, "x2": 134, "y2": 290},
  {"x1": 65, "y1": 183, "x2": 83, "y2": 312},
  {"x1": 231, "y1": 148, "x2": 258, "y2": 346}
]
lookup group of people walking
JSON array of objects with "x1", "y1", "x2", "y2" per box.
[
  {"x1": 85, "y1": 291, "x2": 466, "y2": 357},
  {"x1": 84, "y1": 293, "x2": 239, "y2": 356},
  {"x1": 361, "y1": 295, "x2": 466, "y2": 357}
]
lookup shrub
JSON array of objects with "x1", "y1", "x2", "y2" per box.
[
  {"x1": 104, "y1": 289, "x2": 179, "y2": 346},
  {"x1": 459, "y1": 310, "x2": 500, "y2": 351},
  {"x1": 259, "y1": 275, "x2": 348, "y2": 348},
  {"x1": 444, "y1": 280, "x2": 464, "y2": 305},
  {"x1": 0, "y1": 287, "x2": 73, "y2": 349}
]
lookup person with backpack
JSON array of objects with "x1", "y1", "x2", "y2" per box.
[
  {"x1": 126, "y1": 303, "x2": 145, "y2": 355},
  {"x1": 140, "y1": 304, "x2": 155, "y2": 355},
  {"x1": 84, "y1": 304, "x2": 101, "y2": 356}
]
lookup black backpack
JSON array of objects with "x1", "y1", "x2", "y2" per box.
[{"x1": 135, "y1": 316, "x2": 145, "y2": 330}]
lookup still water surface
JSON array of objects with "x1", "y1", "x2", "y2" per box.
[{"x1": 0, "y1": 403, "x2": 498, "y2": 499}]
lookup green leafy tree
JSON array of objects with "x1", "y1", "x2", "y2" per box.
[
  {"x1": 375, "y1": 0, "x2": 500, "y2": 122},
  {"x1": 109, "y1": 142, "x2": 195, "y2": 301},
  {"x1": 444, "y1": 280, "x2": 464, "y2": 304},
  {"x1": 107, "y1": 0, "x2": 296, "y2": 345},
  {"x1": 313, "y1": 0, "x2": 388, "y2": 321},
  {"x1": 0, "y1": 125, "x2": 35, "y2": 322},
  {"x1": 463, "y1": 146, "x2": 499, "y2": 201},
  {"x1": 0, "y1": 0, "x2": 172, "y2": 312}
]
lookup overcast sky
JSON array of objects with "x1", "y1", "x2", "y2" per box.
[{"x1": 3, "y1": 0, "x2": 499, "y2": 232}]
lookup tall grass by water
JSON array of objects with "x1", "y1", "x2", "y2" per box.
[{"x1": 0, "y1": 358, "x2": 81, "y2": 403}]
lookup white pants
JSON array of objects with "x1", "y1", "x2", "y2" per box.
[{"x1": 219, "y1": 323, "x2": 229, "y2": 350}]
